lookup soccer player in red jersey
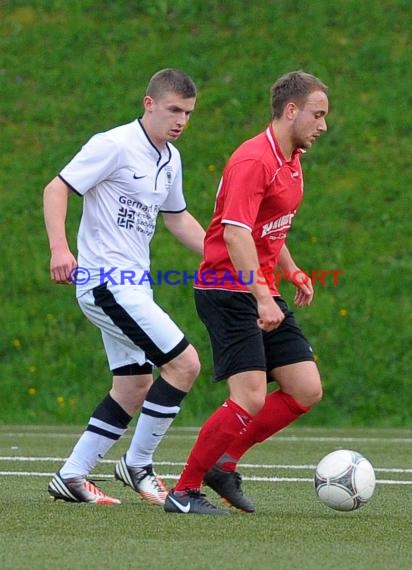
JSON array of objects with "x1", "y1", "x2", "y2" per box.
[{"x1": 165, "y1": 71, "x2": 329, "y2": 515}]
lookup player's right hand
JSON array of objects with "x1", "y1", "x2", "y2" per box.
[
  {"x1": 50, "y1": 250, "x2": 78, "y2": 284},
  {"x1": 257, "y1": 297, "x2": 285, "y2": 332}
]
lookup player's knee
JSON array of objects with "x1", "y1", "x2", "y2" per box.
[
  {"x1": 180, "y1": 344, "x2": 201, "y2": 379},
  {"x1": 161, "y1": 344, "x2": 201, "y2": 390},
  {"x1": 110, "y1": 377, "x2": 153, "y2": 415},
  {"x1": 248, "y1": 394, "x2": 266, "y2": 416},
  {"x1": 298, "y1": 382, "x2": 323, "y2": 408},
  {"x1": 233, "y1": 392, "x2": 266, "y2": 417},
  {"x1": 308, "y1": 384, "x2": 323, "y2": 406}
]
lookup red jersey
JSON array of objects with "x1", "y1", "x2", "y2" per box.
[{"x1": 196, "y1": 125, "x2": 304, "y2": 295}]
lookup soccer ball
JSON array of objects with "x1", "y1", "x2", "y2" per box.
[{"x1": 314, "y1": 449, "x2": 376, "y2": 511}]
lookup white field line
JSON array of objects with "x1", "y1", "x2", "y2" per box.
[
  {"x1": 1, "y1": 456, "x2": 412, "y2": 475},
  {"x1": 0, "y1": 457, "x2": 412, "y2": 485},
  {"x1": 1, "y1": 430, "x2": 411, "y2": 486},
  {"x1": 0, "y1": 471, "x2": 411, "y2": 485},
  {"x1": 1, "y1": 430, "x2": 412, "y2": 444}
]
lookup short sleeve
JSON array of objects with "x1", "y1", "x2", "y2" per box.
[
  {"x1": 59, "y1": 133, "x2": 120, "y2": 195},
  {"x1": 220, "y1": 159, "x2": 267, "y2": 230}
]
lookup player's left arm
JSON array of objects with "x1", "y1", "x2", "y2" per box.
[
  {"x1": 162, "y1": 210, "x2": 205, "y2": 255},
  {"x1": 278, "y1": 244, "x2": 314, "y2": 307}
]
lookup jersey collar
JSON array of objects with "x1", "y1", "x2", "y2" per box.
[
  {"x1": 136, "y1": 118, "x2": 171, "y2": 164},
  {"x1": 265, "y1": 123, "x2": 304, "y2": 166}
]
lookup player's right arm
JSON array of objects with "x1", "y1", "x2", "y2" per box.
[
  {"x1": 43, "y1": 176, "x2": 78, "y2": 284},
  {"x1": 223, "y1": 224, "x2": 285, "y2": 331}
]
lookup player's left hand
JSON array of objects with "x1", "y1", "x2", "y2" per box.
[{"x1": 293, "y1": 273, "x2": 314, "y2": 307}]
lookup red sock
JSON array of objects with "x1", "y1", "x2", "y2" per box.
[
  {"x1": 174, "y1": 399, "x2": 252, "y2": 491},
  {"x1": 217, "y1": 391, "x2": 309, "y2": 471}
]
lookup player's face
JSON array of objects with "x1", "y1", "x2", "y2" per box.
[
  {"x1": 143, "y1": 92, "x2": 196, "y2": 147},
  {"x1": 291, "y1": 90, "x2": 329, "y2": 150}
]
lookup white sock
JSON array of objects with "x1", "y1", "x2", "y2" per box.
[
  {"x1": 60, "y1": 431, "x2": 119, "y2": 479},
  {"x1": 125, "y1": 410, "x2": 178, "y2": 468}
]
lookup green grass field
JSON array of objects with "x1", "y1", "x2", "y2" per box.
[
  {"x1": 1, "y1": 3, "x2": 410, "y2": 566},
  {"x1": 1, "y1": 425, "x2": 411, "y2": 570},
  {"x1": 1, "y1": 0, "x2": 411, "y2": 426}
]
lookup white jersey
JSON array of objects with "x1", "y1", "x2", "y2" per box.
[{"x1": 59, "y1": 119, "x2": 186, "y2": 296}]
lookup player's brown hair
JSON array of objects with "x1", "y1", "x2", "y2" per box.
[
  {"x1": 146, "y1": 68, "x2": 197, "y2": 100},
  {"x1": 271, "y1": 71, "x2": 328, "y2": 119}
]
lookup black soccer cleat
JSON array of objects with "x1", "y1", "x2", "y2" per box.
[
  {"x1": 164, "y1": 488, "x2": 231, "y2": 516},
  {"x1": 203, "y1": 465, "x2": 256, "y2": 512}
]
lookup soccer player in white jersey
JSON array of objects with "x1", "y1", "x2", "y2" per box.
[{"x1": 43, "y1": 69, "x2": 208, "y2": 506}]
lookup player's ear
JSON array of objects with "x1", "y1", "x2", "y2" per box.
[
  {"x1": 285, "y1": 102, "x2": 298, "y2": 120},
  {"x1": 143, "y1": 95, "x2": 155, "y2": 112}
]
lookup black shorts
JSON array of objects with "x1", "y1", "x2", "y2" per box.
[{"x1": 194, "y1": 289, "x2": 315, "y2": 382}]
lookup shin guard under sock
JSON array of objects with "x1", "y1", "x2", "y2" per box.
[
  {"x1": 61, "y1": 393, "x2": 132, "y2": 479},
  {"x1": 174, "y1": 399, "x2": 252, "y2": 491},
  {"x1": 126, "y1": 375, "x2": 187, "y2": 468},
  {"x1": 217, "y1": 391, "x2": 309, "y2": 471}
]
